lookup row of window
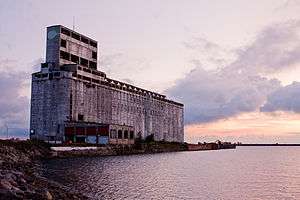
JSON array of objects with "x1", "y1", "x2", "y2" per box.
[
  {"x1": 34, "y1": 72, "x2": 60, "y2": 79},
  {"x1": 110, "y1": 129, "x2": 134, "y2": 139},
  {"x1": 60, "y1": 50, "x2": 97, "y2": 69},
  {"x1": 61, "y1": 27, "x2": 97, "y2": 48},
  {"x1": 60, "y1": 39, "x2": 97, "y2": 59}
]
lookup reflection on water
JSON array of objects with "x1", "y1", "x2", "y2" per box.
[{"x1": 42, "y1": 147, "x2": 300, "y2": 199}]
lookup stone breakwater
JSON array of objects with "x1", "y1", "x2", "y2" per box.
[{"x1": 0, "y1": 140, "x2": 87, "y2": 200}]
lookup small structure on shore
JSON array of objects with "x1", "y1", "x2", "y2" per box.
[{"x1": 187, "y1": 141, "x2": 236, "y2": 151}]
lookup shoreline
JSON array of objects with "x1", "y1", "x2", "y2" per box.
[
  {"x1": 0, "y1": 139, "x2": 235, "y2": 199},
  {"x1": 0, "y1": 140, "x2": 87, "y2": 199}
]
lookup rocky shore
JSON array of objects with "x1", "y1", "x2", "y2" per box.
[
  {"x1": 0, "y1": 140, "x2": 87, "y2": 200},
  {"x1": 0, "y1": 139, "x2": 188, "y2": 199}
]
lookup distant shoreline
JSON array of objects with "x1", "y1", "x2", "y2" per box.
[{"x1": 237, "y1": 144, "x2": 300, "y2": 146}]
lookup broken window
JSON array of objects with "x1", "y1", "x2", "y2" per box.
[
  {"x1": 80, "y1": 58, "x2": 88, "y2": 66},
  {"x1": 81, "y1": 36, "x2": 89, "y2": 44},
  {"x1": 78, "y1": 114, "x2": 84, "y2": 121},
  {"x1": 61, "y1": 39, "x2": 67, "y2": 48},
  {"x1": 71, "y1": 54, "x2": 79, "y2": 64},
  {"x1": 130, "y1": 131, "x2": 134, "y2": 139},
  {"x1": 89, "y1": 61, "x2": 97, "y2": 69},
  {"x1": 61, "y1": 28, "x2": 70, "y2": 36},
  {"x1": 71, "y1": 32, "x2": 80, "y2": 40},
  {"x1": 90, "y1": 41, "x2": 97, "y2": 48},
  {"x1": 92, "y1": 51, "x2": 97, "y2": 59},
  {"x1": 60, "y1": 50, "x2": 70, "y2": 60},
  {"x1": 124, "y1": 130, "x2": 128, "y2": 139},
  {"x1": 118, "y1": 130, "x2": 122, "y2": 139}
]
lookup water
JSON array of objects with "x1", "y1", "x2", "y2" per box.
[{"x1": 42, "y1": 147, "x2": 300, "y2": 200}]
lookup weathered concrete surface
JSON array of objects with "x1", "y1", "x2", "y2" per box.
[{"x1": 30, "y1": 25, "x2": 184, "y2": 143}]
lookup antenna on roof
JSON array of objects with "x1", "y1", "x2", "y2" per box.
[{"x1": 72, "y1": 16, "x2": 75, "y2": 31}]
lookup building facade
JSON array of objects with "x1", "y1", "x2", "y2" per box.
[{"x1": 30, "y1": 25, "x2": 184, "y2": 144}]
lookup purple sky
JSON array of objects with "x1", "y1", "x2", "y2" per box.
[{"x1": 1, "y1": 0, "x2": 300, "y2": 143}]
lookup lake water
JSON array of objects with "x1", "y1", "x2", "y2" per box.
[{"x1": 42, "y1": 147, "x2": 300, "y2": 200}]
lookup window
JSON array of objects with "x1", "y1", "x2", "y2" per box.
[
  {"x1": 61, "y1": 28, "x2": 70, "y2": 36},
  {"x1": 78, "y1": 114, "x2": 84, "y2": 121},
  {"x1": 92, "y1": 51, "x2": 97, "y2": 59},
  {"x1": 61, "y1": 39, "x2": 67, "y2": 48},
  {"x1": 90, "y1": 41, "x2": 97, "y2": 48},
  {"x1": 118, "y1": 130, "x2": 122, "y2": 139},
  {"x1": 81, "y1": 36, "x2": 89, "y2": 44},
  {"x1": 124, "y1": 130, "x2": 128, "y2": 139},
  {"x1": 60, "y1": 50, "x2": 70, "y2": 60},
  {"x1": 80, "y1": 58, "x2": 88, "y2": 66},
  {"x1": 110, "y1": 129, "x2": 117, "y2": 139},
  {"x1": 71, "y1": 32, "x2": 80, "y2": 40},
  {"x1": 89, "y1": 61, "x2": 97, "y2": 69},
  {"x1": 71, "y1": 54, "x2": 79, "y2": 64},
  {"x1": 130, "y1": 131, "x2": 134, "y2": 139}
]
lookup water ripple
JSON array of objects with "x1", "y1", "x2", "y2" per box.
[{"x1": 42, "y1": 147, "x2": 300, "y2": 200}]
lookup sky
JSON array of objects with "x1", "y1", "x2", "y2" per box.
[{"x1": 1, "y1": 0, "x2": 300, "y2": 143}]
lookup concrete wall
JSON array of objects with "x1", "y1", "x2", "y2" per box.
[
  {"x1": 30, "y1": 73, "x2": 184, "y2": 143},
  {"x1": 30, "y1": 72, "x2": 71, "y2": 141},
  {"x1": 70, "y1": 78, "x2": 184, "y2": 142}
]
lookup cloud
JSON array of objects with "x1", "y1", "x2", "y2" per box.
[
  {"x1": 0, "y1": 59, "x2": 41, "y2": 133},
  {"x1": 230, "y1": 20, "x2": 300, "y2": 75},
  {"x1": 168, "y1": 20, "x2": 300, "y2": 124},
  {"x1": 261, "y1": 81, "x2": 300, "y2": 112},
  {"x1": 183, "y1": 37, "x2": 235, "y2": 70},
  {"x1": 0, "y1": 70, "x2": 29, "y2": 129}
]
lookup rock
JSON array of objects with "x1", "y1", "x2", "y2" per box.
[
  {"x1": 0, "y1": 179, "x2": 13, "y2": 190},
  {"x1": 45, "y1": 190, "x2": 53, "y2": 200}
]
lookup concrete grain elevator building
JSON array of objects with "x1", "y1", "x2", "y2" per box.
[{"x1": 30, "y1": 25, "x2": 184, "y2": 144}]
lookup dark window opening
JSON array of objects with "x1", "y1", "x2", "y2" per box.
[
  {"x1": 92, "y1": 51, "x2": 97, "y2": 59},
  {"x1": 54, "y1": 72, "x2": 60, "y2": 77},
  {"x1": 76, "y1": 136, "x2": 85, "y2": 143},
  {"x1": 124, "y1": 130, "x2": 128, "y2": 139},
  {"x1": 61, "y1": 39, "x2": 67, "y2": 48},
  {"x1": 83, "y1": 68, "x2": 91, "y2": 73},
  {"x1": 49, "y1": 73, "x2": 53, "y2": 80},
  {"x1": 81, "y1": 36, "x2": 89, "y2": 44},
  {"x1": 130, "y1": 131, "x2": 134, "y2": 139},
  {"x1": 41, "y1": 63, "x2": 48, "y2": 68},
  {"x1": 71, "y1": 32, "x2": 80, "y2": 40},
  {"x1": 71, "y1": 54, "x2": 79, "y2": 64},
  {"x1": 78, "y1": 114, "x2": 84, "y2": 121},
  {"x1": 60, "y1": 50, "x2": 70, "y2": 60},
  {"x1": 89, "y1": 61, "x2": 97, "y2": 69},
  {"x1": 61, "y1": 28, "x2": 70, "y2": 36},
  {"x1": 83, "y1": 76, "x2": 91, "y2": 81},
  {"x1": 41, "y1": 73, "x2": 48, "y2": 78},
  {"x1": 80, "y1": 58, "x2": 88, "y2": 66},
  {"x1": 92, "y1": 79, "x2": 100, "y2": 84},
  {"x1": 90, "y1": 41, "x2": 97, "y2": 48},
  {"x1": 118, "y1": 130, "x2": 122, "y2": 139}
]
